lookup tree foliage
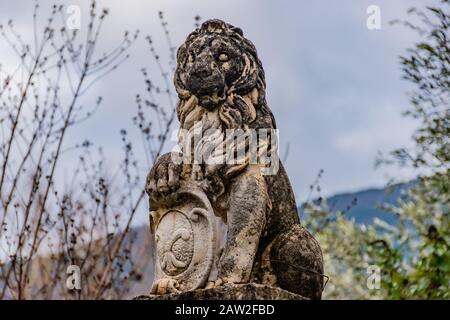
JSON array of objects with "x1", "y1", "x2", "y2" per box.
[{"x1": 305, "y1": 1, "x2": 449, "y2": 300}]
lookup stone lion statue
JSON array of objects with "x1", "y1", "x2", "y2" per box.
[{"x1": 146, "y1": 19, "x2": 324, "y2": 299}]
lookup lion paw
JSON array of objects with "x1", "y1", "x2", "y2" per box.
[
  {"x1": 146, "y1": 153, "x2": 182, "y2": 201},
  {"x1": 151, "y1": 278, "x2": 180, "y2": 295},
  {"x1": 204, "y1": 277, "x2": 227, "y2": 289}
]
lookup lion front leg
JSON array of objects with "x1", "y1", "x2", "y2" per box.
[
  {"x1": 217, "y1": 165, "x2": 268, "y2": 285},
  {"x1": 146, "y1": 152, "x2": 182, "y2": 203}
]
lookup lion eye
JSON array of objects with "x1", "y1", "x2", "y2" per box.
[{"x1": 218, "y1": 53, "x2": 229, "y2": 62}]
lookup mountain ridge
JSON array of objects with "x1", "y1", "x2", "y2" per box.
[{"x1": 300, "y1": 180, "x2": 416, "y2": 225}]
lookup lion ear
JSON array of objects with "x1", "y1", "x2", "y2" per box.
[{"x1": 231, "y1": 26, "x2": 243, "y2": 36}]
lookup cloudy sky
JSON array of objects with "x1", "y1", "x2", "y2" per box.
[{"x1": 0, "y1": 0, "x2": 431, "y2": 211}]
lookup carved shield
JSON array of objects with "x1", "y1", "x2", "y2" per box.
[{"x1": 150, "y1": 183, "x2": 216, "y2": 292}]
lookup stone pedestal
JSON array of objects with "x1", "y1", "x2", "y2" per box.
[{"x1": 135, "y1": 283, "x2": 307, "y2": 300}]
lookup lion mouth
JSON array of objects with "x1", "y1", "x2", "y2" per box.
[
  {"x1": 197, "y1": 86, "x2": 227, "y2": 111},
  {"x1": 211, "y1": 86, "x2": 226, "y2": 101}
]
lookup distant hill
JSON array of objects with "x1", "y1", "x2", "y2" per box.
[{"x1": 300, "y1": 181, "x2": 416, "y2": 225}]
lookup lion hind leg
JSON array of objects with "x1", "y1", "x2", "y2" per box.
[{"x1": 270, "y1": 224, "x2": 324, "y2": 299}]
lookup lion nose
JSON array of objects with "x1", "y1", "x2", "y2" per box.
[{"x1": 191, "y1": 63, "x2": 212, "y2": 78}]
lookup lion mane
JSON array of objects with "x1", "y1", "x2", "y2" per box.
[{"x1": 173, "y1": 19, "x2": 277, "y2": 197}]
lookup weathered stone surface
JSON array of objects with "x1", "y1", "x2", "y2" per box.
[
  {"x1": 135, "y1": 283, "x2": 307, "y2": 300},
  {"x1": 144, "y1": 19, "x2": 324, "y2": 300}
]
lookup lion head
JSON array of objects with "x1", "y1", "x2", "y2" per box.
[{"x1": 174, "y1": 19, "x2": 272, "y2": 131}]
